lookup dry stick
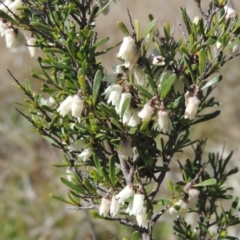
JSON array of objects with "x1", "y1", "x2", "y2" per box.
[{"x1": 85, "y1": 210, "x2": 98, "y2": 240}]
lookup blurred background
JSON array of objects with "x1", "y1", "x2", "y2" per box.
[{"x1": 0, "y1": 0, "x2": 240, "y2": 239}]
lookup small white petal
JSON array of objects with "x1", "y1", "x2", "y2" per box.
[
  {"x1": 66, "y1": 167, "x2": 74, "y2": 182},
  {"x1": 57, "y1": 96, "x2": 73, "y2": 117}
]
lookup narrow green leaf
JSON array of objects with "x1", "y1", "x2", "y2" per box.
[
  {"x1": 60, "y1": 177, "x2": 85, "y2": 194},
  {"x1": 92, "y1": 70, "x2": 102, "y2": 105},
  {"x1": 0, "y1": 9, "x2": 18, "y2": 24},
  {"x1": 67, "y1": 38, "x2": 76, "y2": 59},
  {"x1": 140, "y1": 117, "x2": 151, "y2": 131},
  {"x1": 192, "y1": 110, "x2": 221, "y2": 125},
  {"x1": 131, "y1": 231, "x2": 141, "y2": 240},
  {"x1": 120, "y1": 97, "x2": 131, "y2": 119},
  {"x1": 157, "y1": 198, "x2": 172, "y2": 205},
  {"x1": 134, "y1": 19, "x2": 140, "y2": 42},
  {"x1": 199, "y1": 49, "x2": 206, "y2": 76},
  {"x1": 163, "y1": 22, "x2": 171, "y2": 41},
  {"x1": 194, "y1": 178, "x2": 217, "y2": 187},
  {"x1": 93, "y1": 153, "x2": 101, "y2": 172},
  {"x1": 31, "y1": 21, "x2": 53, "y2": 31},
  {"x1": 201, "y1": 75, "x2": 222, "y2": 90},
  {"x1": 142, "y1": 19, "x2": 157, "y2": 39},
  {"x1": 117, "y1": 21, "x2": 129, "y2": 36},
  {"x1": 230, "y1": 197, "x2": 239, "y2": 215},
  {"x1": 161, "y1": 73, "x2": 176, "y2": 98},
  {"x1": 92, "y1": 37, "x2": 109, "y2": 48},
  {"x1": 146, "y1": 74, "x2": 156, "y2": 92},
  {"x1": 83, "y1": 178, "x2": 97, "y2": 194},
  {"x1": 109, "y1": 155, "x2": 116, "y2": 184},
  {"x1": 50, "y1": 193, "x2": 74, "y2": 205},
  {"x1": 183, "y1": 55, "x2": 195, "y2": 83},
  {"x1": 168, "y1": 180, "x2": 174, "y2": 194}
]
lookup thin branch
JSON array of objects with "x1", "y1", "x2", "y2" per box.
[
  {"x1": 175, "y1": 16, "x2": 189, "y2": 46},
  {"x1": 66, "y1": 205, "x2": 96, "y2": 210}
]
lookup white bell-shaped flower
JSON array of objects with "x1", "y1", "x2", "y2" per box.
[
  {"x1": 125, "y1": 201, "x2": 134, "y2": 216},
  {"x1": 138, "y1": 101, "x2": 155, "y2": 121},
  {"x1": 116, "y1": 185, "x2": 135, "y2": 204},
  {"x1": 57, "y1": 96, "x2": 74, "y2": 117},
  {"x1": 188, "y1": 188, "x2": 200, "y2": 209},
  {"x1": 117, "y1": 36, "x2": 140, "y2": 68},
  {"x1": 136, "y1": 207, "x2": 148, "y2": 228},
  {"x1": 224, "y1": 5, "x2": 237, "y2": 20},
  {"x1": 99, "y1": 196, "x2": 111, "y2": 217},
  {"x1": 5, "y1": 28, "x2": 17, "y2": 48},
  {"x1": 132, "y1": 193, "x2": 145, "y2": 215},
  {"x1": 157, "y1": 110, "x2": 173, "y2": 134},
  {"x1": 71, "y1": 95, "x2": 84, "y2": 119},
  {"x1": 106, "y1": 84, "x2": 123, "y2": 107},
  {"x1": 128, "y1": 109, "x2": 141, "y2": 127},
  {"x1": 184, "y1": 95, "x2": 200, "y2": 120},
  {"x1": 110, "y1": 196, "x2": 121, "y2": 216},
  {"x1": 78, "y1": 146, "x2": 93, "y2": 162},
  {"x1": 174, "y1": 78, "x2": 184, "y2": 94}
]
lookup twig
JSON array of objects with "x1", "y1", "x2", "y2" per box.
[
  {"x1": 85, "y1": 210, "x2": 97, "y2": 240},
  {"x1": 66, "y1": 205, "x2": 96, "y2": 210},
  {"x1": 151, "y1": 205, "x2": 169, "y2": 225},
  {"x1": 175, "y1": 16, "x2": 189, "y2": 46}
]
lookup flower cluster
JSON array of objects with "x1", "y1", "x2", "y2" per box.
[
  {"x1": 57, "y1": 92, "x2": 85, "y2": 121},
  {"x1": 0, "y1": 0, "x2": 38, "y2": 56},
  {"x1": 168, "y1": 187, "x2": 200, "y2": 216},
  {"x1": 98, "y1": 185, "x2": 148, "y2": 228}
]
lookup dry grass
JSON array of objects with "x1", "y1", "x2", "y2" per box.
[{"x1": 0, "y1": 1, "x2": 240, "y2": 239}]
